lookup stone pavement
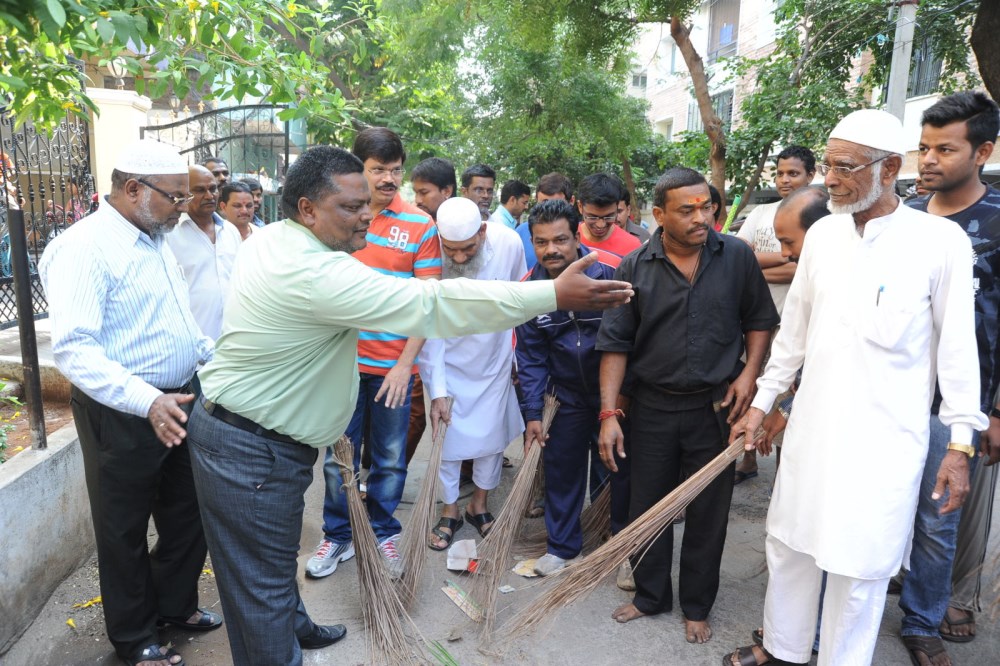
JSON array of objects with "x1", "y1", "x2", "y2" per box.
[{"x1": 5, "y1": 415, "x2": 999, "y2": 666}]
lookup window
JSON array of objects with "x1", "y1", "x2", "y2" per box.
[
  {"x1": 707, "y1": 0, "x2": 741, "y2": 64},
  {"x1": 908, "y1": 35, "x2": 943, "y2": 98},
  {"x1": 686, "y1": 89, "x2": 734, "y2": 133},
  {"x1": 632, "y1": 71, "x2": 648, "y2": 92}
]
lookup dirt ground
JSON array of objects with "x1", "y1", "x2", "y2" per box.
[
  {"x1": 0, "y1": 399, "x2": 74, "y2": 463},
  {"x1": 4, "y1": 436, "x2": 999, "y2": 666}
]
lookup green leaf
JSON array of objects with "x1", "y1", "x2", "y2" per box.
[{"x1": 43, "y1": 0, "x2": 67, "y2": 28}]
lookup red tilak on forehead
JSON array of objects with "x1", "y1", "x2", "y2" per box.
[{"x1": 686, "y1": 196, "x2": 708, "y2": 206}]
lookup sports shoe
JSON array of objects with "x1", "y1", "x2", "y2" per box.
[
  {"x1": 533, "y1": 553, "x2": 575, "y2": 577},
  {"x1": 306, "y1": 539, "x2": 355, "y2": 579},
  {"x1": 379, "y1": 533, "x2": 405, "y2": 580},
  {"x1": 616, "y1": 561, "x2": 636, "y2": 591}
]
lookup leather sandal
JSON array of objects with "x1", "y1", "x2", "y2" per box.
[
  {"x1": 158, "y1": 608, "x2": 223, "y2": 632},
  {"x1": 125, "y1": 644, "x2": 185, "y2": 666},
  {"x1": 465, "y1": 510, "x2": 495, "y2": 538},
  {"x1": 429, "y1": 516, "x2": 464, "y2": 551},
  {"x1": 902, "y1": 634, "x2": 949, "y2": 666}
]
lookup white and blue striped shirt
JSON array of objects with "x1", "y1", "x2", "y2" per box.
[{"x1": 40, "y1": 199, "x2": 213, "y2": 417}]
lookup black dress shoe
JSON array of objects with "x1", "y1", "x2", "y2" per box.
[{"x1": 299, "y1": 624, "x2": 347, "y2": 650}]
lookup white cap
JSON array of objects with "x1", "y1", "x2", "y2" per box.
[
  {"x1": 436, "y1": 198, "x2": 484, "y2": 241},
  {"x1": 114, "y1": 139, "x2": 187, "y2": 175},
  {"x1": 828, "y1": 109, "x2": 907, "y2": 155}
]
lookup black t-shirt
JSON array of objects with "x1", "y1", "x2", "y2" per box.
[{"x1": 597, "y1": 227, "x2": 779, "y2": 395}]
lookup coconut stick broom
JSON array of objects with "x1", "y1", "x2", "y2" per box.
[
  {"x1": 332, "y1": 436, "x2": 423, "y2": 665},
  {"x1": 469, "y1": 394, "x2": 560, "y2": 641},
  {"x1": 496, "y1": 432, "x2": 754, "y2": 645},
  {"x1": 516, "y1": 480, "x2": 612, "y2": 558},
  {"x1": 396, "y1": 397, "x2": 453, "y2": 609}
]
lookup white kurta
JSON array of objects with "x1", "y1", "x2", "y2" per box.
[
  {"x1": 420, "y1": 224, "x2": 527, "y2": 461},
  {"x1": 752, "y1": 200, "x2": 987, "y2": 580}
]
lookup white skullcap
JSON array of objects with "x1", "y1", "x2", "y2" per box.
[
  {"x1": 828, "y1": 109, "x2": 907, "y2": 156},
  {"x1": 436, "y1": 197, "x2": 484, "y2": 241},
  {"x1": 114, "y1": 139, "x2": 187, "y2": 175}
]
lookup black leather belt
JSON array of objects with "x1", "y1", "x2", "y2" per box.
[{"x1": 198, "y1": 393, "x2": 300, "y2": 445}]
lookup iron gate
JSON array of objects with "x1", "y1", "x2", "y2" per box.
[
  {"x1": 0, "y1": 110, "x2": 95, "y2": 329},
  {"x1": 141, "y1": 104, "x2": 291, "y2": 223}
]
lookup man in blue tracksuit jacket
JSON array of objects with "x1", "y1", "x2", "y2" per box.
[{"x1": 515, "y1": 199, "x2": 622, "y2": 576}]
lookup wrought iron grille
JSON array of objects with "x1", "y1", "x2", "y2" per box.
[
  {"x1": 141, "y1": 104, "x2": 291, "y2": 223},
  {"x1": 0, "y1": 109, "x2": 95, "y2": 329}
]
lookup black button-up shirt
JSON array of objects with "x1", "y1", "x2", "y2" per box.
[{"x1": 597, "y1": 227, "x2": 779, "y2": 394}]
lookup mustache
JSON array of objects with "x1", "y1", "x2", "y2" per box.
[
  {"x1": 689, "y1": 224, "x2": 708, "y2": 233},
  {"x1": 542, "y1": 253, "x2": 565, "y2": 262}
]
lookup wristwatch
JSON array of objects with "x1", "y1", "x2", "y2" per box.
[{"x1": 947, "y1": 442, "x2": 976, "y2": 458}]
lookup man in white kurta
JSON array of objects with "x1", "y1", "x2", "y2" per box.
[
  {"x1": 725, "y1": 110, "x2": 987, "y2": 666},
  {"x1": 421, "y1": 197, "x2": 526, "y2": 546}
]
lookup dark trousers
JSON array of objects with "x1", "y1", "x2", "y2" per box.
[
  {"x1": 188, "y1": 399, "x2": 318, "y2": 666},
  {"x1": 405, "y1": 375, "x2": 426, "y2": 464},
  {"x1": 70, "y1": 386, "x2": 206, "y2": 659},
  {"x1": 543, "y1": 403, "x2": 601, "y2": 558},
  {"x1": 628, "y1": 396, "x2": 734, "y2": 621}
]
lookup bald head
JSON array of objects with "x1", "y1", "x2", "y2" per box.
[
  {"x1": 186, "y1": 164, "x2": 219, "y2": 224},
  {"x1": 773, "y1": 186, "x2": 829, "y2": 262}
]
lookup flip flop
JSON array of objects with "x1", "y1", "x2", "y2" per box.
[
  {"x1": 465, "y1": 510, "x2": 495, "y2": 538},
  {"x1": 126, "y1": 644, "x2": 185, "y2": 666},
  {"x1": 502, "y1": 456, "x2": 513, "y2": 468},
  {"x1": 429, "y1": 516, "x2": 464, "y2": 551},
  {"x1": 902, "y1": 634, "x2": 949, "y2": 665},
  {"x1": 939, "y1": 608, "x2": 975, "y2": 643},
  {"x1": 734, "y1": 470, "x2": 758, "y2": 485}
]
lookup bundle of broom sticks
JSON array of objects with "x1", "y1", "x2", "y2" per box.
[
  {"x1": 332, "y1": 436, "x2": 423, "y2": 665},
  {"x1": 496, "y1": 432, "x2": 754, "y2": 645},
  {"x1": 469, "y1": 394, "x2": 560, "y2": 641},
  {"x1": 516, "y1": 481, "x2": 611, "y2": 558},
  {"x1": 396, "y1": 397, "x2": 453, "y2": 609}
]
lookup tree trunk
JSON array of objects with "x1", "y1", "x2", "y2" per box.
[
  {"x1": 972, "y1": 2, "x2": 1000, "y2": 103},
  {"x1": 621, "y1": 153, "x2": 641, "y2": 223},
  {"x1": 671, "y1": 16, "x2": 727, "y2": 219}
]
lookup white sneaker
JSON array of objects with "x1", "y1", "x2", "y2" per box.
[
  {"x1": 616, "y1": 561, "x2": 636, "y2": 591},
  {"x1": 533, "y1": 552, "x2": 575, "y2": 577},
  {"x1": 305, "y1": 539, "x2": 355, "y2": 579},
  {"x1": 379, "y1": 533, "x2": 404, "y2": 580}
]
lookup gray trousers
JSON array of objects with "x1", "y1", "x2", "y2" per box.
[
  {"x1": 187, "y1": 399, "x2": 318, "y2": 666},
  {"x1": 950, "y1": 459, "x2": 998, "y2": 611}
]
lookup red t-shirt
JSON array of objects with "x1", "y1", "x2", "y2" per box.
[{"x1": 580, "y1": 224, "x2": 642, "y2": 259}]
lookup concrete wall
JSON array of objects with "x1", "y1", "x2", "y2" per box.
[
  {"x1": 86, "y1": 87, "x2": 153, "y2": 197},
  {"x1": 0, "y1": 425, "x2": 93, "y2": 653}
]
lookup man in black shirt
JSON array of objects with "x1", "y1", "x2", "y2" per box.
[{"x1": 597, "y1": 167, "x2": 778, "y2": 643}]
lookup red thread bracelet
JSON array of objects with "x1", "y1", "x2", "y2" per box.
[{"x1": 598, "y1": 409, "x2": 625, "y2": 421}]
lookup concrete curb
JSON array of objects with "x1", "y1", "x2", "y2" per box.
[{"x1": 0, "y1": 423, "x2": 93, "y2": 653}]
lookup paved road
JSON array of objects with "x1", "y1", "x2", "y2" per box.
[{"x1": 5, "y1": 418, "x2": 998, "y2": 665}]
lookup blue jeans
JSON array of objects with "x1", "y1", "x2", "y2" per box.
[
  {"x1": 188, "y1": 400, "x2": 318, "y2": 666},
  {"x1": 322, "y1": 372, "x2": 413, "y2": 542},
  {"x1": 899, "y1": 415, "x2": 980, "y2": 636}
]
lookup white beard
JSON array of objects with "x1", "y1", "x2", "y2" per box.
[{"x1": 828, "y1": 167, "x2": 885, "y2": 215}]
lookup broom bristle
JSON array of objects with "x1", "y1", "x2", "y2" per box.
[
  {"x1": 396, "y1": 398, "x2": 452, "y2": 609},
  {"x1": 495, "y1": 432, "x2": 753, "y2": 645},
  {"x1": 333, "y1": 437, "x2": 423, "y2": 665},
  {"x1": 469, "y1": 395, "x2": 560, "y2": 642},
  {"x1": 515, "y1": 481, "x2": 611, "y2": 558}
]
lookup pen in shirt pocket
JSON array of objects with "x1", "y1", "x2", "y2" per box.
[{"x1": 876, "y1": 285, "x2": 884, "y2": 306}]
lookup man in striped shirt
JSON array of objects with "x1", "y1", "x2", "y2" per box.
[
  {"x1": 40, "y1": 140, "x2": 219, "y2": 666},
  {"x1": 308, "y1": 127, "x2": 441, "y2": 580}
]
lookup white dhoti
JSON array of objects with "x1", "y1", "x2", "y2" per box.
[
  {"x1": 763, "y1": 535, "x2": 889, "y2": 666},
  {"x1": 438, "y1": 453, "x2": 504, "y2": 504}
]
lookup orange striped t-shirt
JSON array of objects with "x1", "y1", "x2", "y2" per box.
[{"x1": 353, "y1": 194, "x2": 441, "y2": 375}]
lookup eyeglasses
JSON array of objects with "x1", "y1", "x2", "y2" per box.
[
  {"x1": 367, "y1": 167, "x2": 404, "y2": 178},
  {"x1": 582, "y1": 213, "x2": 618, "y2": 224},
  {"x1": 138, "y1": 178, "x2": 194, "y2": 206},
  {"x1": 817, "y1": 154, "x2": 891, "y2": 179}
]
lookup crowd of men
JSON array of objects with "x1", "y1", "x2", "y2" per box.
[{"x1": 36, "y1": 89, "x2": 1000, "y2": 666}]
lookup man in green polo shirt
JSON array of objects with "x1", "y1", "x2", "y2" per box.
[{"x1": 184, "y1": 146, "x2": 633, "y2": 666}]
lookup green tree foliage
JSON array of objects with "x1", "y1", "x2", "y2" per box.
[{"x1": 0, "y1": 0, "x2": 377, "y2": 132}]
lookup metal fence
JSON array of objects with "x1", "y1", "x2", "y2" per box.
[
  {"x1": 141, "y1": 104, "x2": 291, "y2": 222},
  {"x1": 0, "y1": 109, "x2": 95, "y2": 329}
]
